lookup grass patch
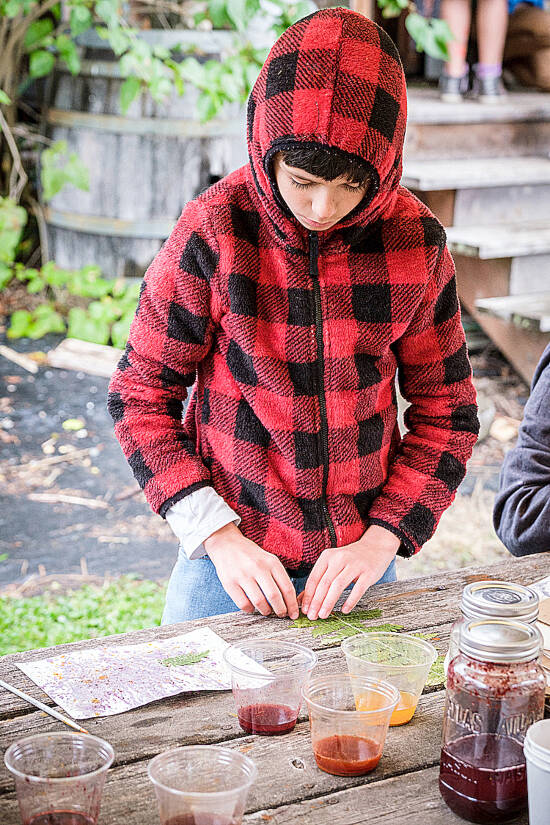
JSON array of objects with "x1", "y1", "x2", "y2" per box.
[{"x1": 0, "y1": 576, "x2": 166, "y2": 656}]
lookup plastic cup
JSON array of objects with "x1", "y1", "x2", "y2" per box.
[
  {"x1": 223, "y1": 640, "x2": 317, "y2": 736},
  {"x1": 524, "y1": 719, "x2": 550, "y2": 825},
  {"x1": 302, "y1": 673, "x2": 399, "y2": 776},
  {"x1": 342, "y1": 632, "x2": 437, "y2": 725},
  {"x1": 4, "y1": 732, "x2": 114, "y2": 825},
  {"x1": 148, "y1": 745, "x2": 257, "y2": 825}
]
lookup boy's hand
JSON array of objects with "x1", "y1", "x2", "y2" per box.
[
  {"x1": 204, "y1": 523, "x2": 299, "y2": 620},
  {"x1": 301, "y1": 525, "x2": 400, "y2": 620}
]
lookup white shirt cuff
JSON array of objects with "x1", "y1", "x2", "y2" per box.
[{"x1": 165, "y1": 487, "x2": 241, "y2": 560}]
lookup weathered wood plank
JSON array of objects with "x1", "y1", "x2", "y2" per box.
[
  {"x1": 241, "y1": 765, "x2": 529, "y2": 824},
  {"x1": 403, "y1": 156, "x2": 550, "y2": 190},
  {"x1": 0, "y1": 760, "x2": 530, "y2": 825},
  {"x1": 0, "y1": 692, "x2": 445, "y2": 804},
  {"x1": 476, "y1": 292, "x2": 550, "y2": 333},
  {"x1": 1, "y1": 555, "x2": 549, "y2": 720},
  {"x1": 447, "y1": 222, "x2": 550, "y2": 259},
  {"x1": 455, "y1": 254, "x2": 550, "y2": 383},
  {"x1": 404, "y1": 121, "x2": 550, "y2": 161},
  {"x1": 407, "y1": 88, "x2": 550, "y2": 126}
]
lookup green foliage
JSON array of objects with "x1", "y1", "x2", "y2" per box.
[
  {"x1": 290, "y1": 608, "x2": 398, "y2": 643},
  {"x1": 0, "y1": 197, "x2": 27, "y2": 268},
  {"x1": 41, "y1": 140, "x2": 89, "y2": 201},
  {"x1": 426, "y1": 655, "x2": 446, "y2": 687},
  {"x1": 0, "y1": 576, "x2": 166, "y2": 656},
  {"x1": 405, "y1": 12, "x2": 452, "y2": 61},
  {"x1": 161, "y1": 650, "x2": 210, "y2": 667},
  {"x1": 0, "y1": 89, "x2": 11, "y2": 104},
  {"x1": 0, "y1": 226, "x2": 141, "y2": 347}
]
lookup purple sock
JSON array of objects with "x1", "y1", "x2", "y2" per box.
[{"x1": 474, "y1": 62, "x2": 502, "y2": 79}]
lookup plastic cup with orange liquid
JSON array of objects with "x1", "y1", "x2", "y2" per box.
[{"x1": 341, "y1": 632, "x2": 437, "y2": 726}]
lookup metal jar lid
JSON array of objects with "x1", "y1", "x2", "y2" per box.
[
  {"x1": 461, "y1": 580, "x2": 539, "y2": 623},
  {"x1": 459, "y1": 619, "x2": 542, "y2": 663}
]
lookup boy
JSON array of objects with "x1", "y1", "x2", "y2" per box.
[{"x1": 108, "y1": 8, "x2": 479, "y2": 624}]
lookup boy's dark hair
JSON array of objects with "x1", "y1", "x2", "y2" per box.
[{"x1": 280, "y1": 144, "x2": 371, "y2": 186}]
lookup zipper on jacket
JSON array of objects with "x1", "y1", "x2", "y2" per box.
[{"x1": 309, "y1": 231, "x2": 338, "y2": 547}]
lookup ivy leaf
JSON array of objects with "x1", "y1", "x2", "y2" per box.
[
  {"x1": 29, "y1": 49, "x2": 55, "y2": 79},
  {"x1": 7, "y1": 309, "x2": 32, "y2": 338},
  {"x1": 120, "y1": 76, "x2": 141, "y2": 113},
  {"x1": 56, "y1": 34, "x2": 81, "y2": 75},
  {"x1": 161, "y1": 650, "x2": 210, "y2": 667},
  {"x1": 70, "y1": 5, "x2": 93, "y2": 36},
  {"x1": 24, "y1": 18, "x2": 54, "y2": 50}
]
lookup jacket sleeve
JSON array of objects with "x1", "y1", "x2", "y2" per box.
[
  {"x1": 367, "y1": 242, "x2": 479, "y2": 555},
  {"x1": 493, "y1": 345, "x2": 550, "y2": 556},
  {"x1": 107, "y1": 200, "x2": 222, "y2": 517}
]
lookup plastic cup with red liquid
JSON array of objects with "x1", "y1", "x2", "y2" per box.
[
  {"x1": 302, "y1": 674, "x2": 399, "y2": 776},
  {"x1": 147, "y1": 745, "x2": 257, "y2": 825},
  {"x1": 4, "y1": 732, "x2": 114, "y2": 825},
  {"x1": 342, "y1": 632, "x2": 437, "y2": 726},
  {"x1": 223, "y1": 640, "x2": 317, "y2": 736}
]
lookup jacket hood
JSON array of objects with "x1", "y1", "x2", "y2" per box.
[{"x1": 246, "y1": 7, "x2": 408, "y2": 245}]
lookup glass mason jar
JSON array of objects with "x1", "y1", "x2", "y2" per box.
[
  {"x1": 440, "y1": 619, "x2": 546, "y2": 823},
  {"x1": 445, "y1": 581, "x2": 539, "y2": 674}
]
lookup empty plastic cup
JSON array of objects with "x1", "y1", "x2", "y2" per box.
[
  {"x1": 223, "y1": 640, "x2": 317, "y2": 735},
  {"x1": 342, "y1": 632, "x2": 437, "y2": 725},
  {"x1": 4, "y1": 732, "x2": 114, "y2": 825},
  {"x1": 524, "y1": 718, "x2": 550, "y2": 825},
  {"x1": 148, "y1": 745, "x2": 257, "y2": 825},
  {"x1": 302, "y1": 673, "x2": 399, "y2": 776}
]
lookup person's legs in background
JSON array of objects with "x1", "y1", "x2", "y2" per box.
[
  {"x1": 439, "y1": 0, "x2": 472, "y2": 100},
  {"x1": 474, "y1": 0, "x2": 509, "y2": 99}
]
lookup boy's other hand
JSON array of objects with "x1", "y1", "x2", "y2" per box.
[
  {"x1": 301, "y1": 525, "x2": 400, "y2": 620},
  {"x1": 204, "y1": 523, "x2": 299, "y2": 620}
]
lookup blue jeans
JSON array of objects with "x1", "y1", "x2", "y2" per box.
[{"x1": 161, "y1": 551, "x2": 397, "y2": 624}]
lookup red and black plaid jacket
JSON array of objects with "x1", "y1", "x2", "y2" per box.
[{"x1": 108, "y1": 8, "x2": 479, "y2": 568}]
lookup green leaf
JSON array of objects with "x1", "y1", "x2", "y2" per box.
[
  {"x1": 67, "y1": 306, "x2": 110, "y2": 344},
  {"x1": 95, "y1": 0, "x2": 120, "y2": 26},
  {"x1": 41, "y1": 142, "x2": 89, "y2": 200},
  {"x1": 62, "y1": 418, "x2": 86, "y2": 431},
  {"x1": 119, "y1": 76, "x2": 141, "y2": 113},
  {"x1": 56, "y1": 34, "x2": 81, "y2": 75},
  {"x1": 426, "y1": 655, "x2": 446, "y2": 687},
  {"x1": 180, "y1": 57, "x2": 206, "y2": 88},
  {"x1": 196, "y1": 93, "x2": 219, "y2": 123},
  {"x1": 208, "y1": 0, "x2": 231, "y2": 28},
  {"x1": 0, "y1": 89, "x2": 11, "y2": 105},
  {"x1": 7, "y1": 309, "x2": 32, "y2": 339},
  {"x1": 111, "y1": 311, "x2": 133, "y2": 348},
  {"x1": 24, "y1": 18, "x2": 54, "y2": 50},
  {"x1": 26, "y1": 275, "x2": 46, "y2": 293},
  {"x1": 289, "y1": 609, "x2": 401, "y2": 644},
  {"x1": 29, "y1": 49, "x2": 55, "y2": 78},
  {"x1": 0, "y1": 262, "x2": 13, "y2": 289},
  {"x1": 0, "y1": 197, "x2": 27, "y2": 263},
  {"x1": 70, "y1": 5, "x2": 93, "y2": 36},
  {"x1": 161, "y1": 650, "x2": 210, "y2": 667}
]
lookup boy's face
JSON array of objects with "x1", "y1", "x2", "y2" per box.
[{"x1": 273, "y1": 154, "x2": 368, "y2": 232}]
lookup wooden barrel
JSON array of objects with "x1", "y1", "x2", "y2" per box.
[{"x1": 44, "y1": 29, "x2": 248, "y2": 278}]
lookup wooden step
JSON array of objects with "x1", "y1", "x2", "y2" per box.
[
  {"x1": 403, "y1": 156, "x2": 550, "y2": 191},
  {"x1": 405, "y1": 87, "x2": 550, "y2": 160},
  {"x1": 446, "y1": 222, "x2": 550, "y2": 259},
  {"x1": 476, "y1": 292, "x2": 550, "y2": 333},
  {"x1": 404, "y1": 156, "x2": 550, "y2": 226}
]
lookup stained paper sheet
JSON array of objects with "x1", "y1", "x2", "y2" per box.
[{"x1": 17, "y1": 627, "x2": 248, "y2": 720}]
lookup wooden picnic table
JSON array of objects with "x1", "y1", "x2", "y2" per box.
[{"x1": 1, "y1": 553, "x2": 549, "y2": 824}]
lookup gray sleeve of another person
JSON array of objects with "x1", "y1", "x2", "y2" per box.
[{"x1": 493, "y1": 345, "x2": 550, "y2": 556}]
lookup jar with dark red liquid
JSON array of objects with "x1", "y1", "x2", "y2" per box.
[{"x1": 440, "y1": 619, "x2": 546, "y2": 823}]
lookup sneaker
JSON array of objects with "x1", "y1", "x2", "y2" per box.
[
  {"x1": 472, "y1": 74, "x2": 507, "y2": 103},
  {"x1": 439, "y1": 72, "x2": 469, "y2": 103}
]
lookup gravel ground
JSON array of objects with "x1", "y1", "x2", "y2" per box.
[{"x1": 0, "y1": 332, "x2": 528, "y2": 590}]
